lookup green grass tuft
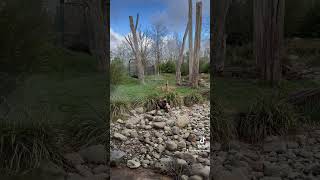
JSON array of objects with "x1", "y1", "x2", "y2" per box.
[
  {"x1": 237, "y1": 94, "x2": 299, "y2": 142},
  {"x1": 0, "y1": 117, "x2": 64, "y2": 175}
]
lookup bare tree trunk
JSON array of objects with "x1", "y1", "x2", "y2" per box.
[
  {"x1": 212, "y1": 0, "x2": 231, "y2": 76},
  {"x1": 129, "y1": 15, "x2": 145, "y2": 84},
  {"x1": 188, "y1": 0, "x2": 194, "y2": 83},
  {"x1": 176, "y1": 22, "x2": 189, "y2": 85},
  {"x1": 254, "y1": 0, "x2": 285, "y2": 85},
  {"x1": 86, "y1": 0, "x2": 108, "y2": 72},
  {"x1": 191, "y1": 1, "x2": 202, "y2": 88}
]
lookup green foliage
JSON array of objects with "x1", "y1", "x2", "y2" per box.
[
  {"x1": 181, "y1": 62, "x2": 189, "y2": 76},
  {"x1": 0, "y1": 0, "x2": 50, "y2": 73},
  {"x1": 199, "y1": 58, "x2": 210, "y2": 73},
  {"x1": 183, "y1": 92, "x2": 204, "y2": 107},
  {"x1": 111, "y1": 57, "x2": 127, "y2": 85},
  {"x1": 237, "y1": 94, "x2": 299, "y2": 142},
  {"x1": 160, "y1": 60, "x2": 176, "y2": 74},
  {"x1": 0, "y1": 117, "x2": 64, "y2": 175}
]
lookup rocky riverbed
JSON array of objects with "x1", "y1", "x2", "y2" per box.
[
  {"x1": 110, "y1": 103, "x2": 211, "y2": 180},
  {"x1": 211, "y1": 129, "x2": 320, "y2": 180},
  {"x1": 110, "y1": 102, "x2": 320, "y2": 180}
]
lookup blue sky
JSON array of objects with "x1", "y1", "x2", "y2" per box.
[{"x1": 110, "y1": 0, "x2": 210, "y2": 50}]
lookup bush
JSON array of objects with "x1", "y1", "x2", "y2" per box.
[
  {"x1": 111, "y1": 57, "x2": 127, "y2": 85},
  {"x1": 237, "y1": 94, "x2": 299, "y2": 142},
  {"x1": 181, "y1": 62, "x2": 189, "y2": 76},
  {"x1": 160, "y1": 60, "x2": 176, "y2": 74},
  {"x1": 183, "y1": 92, "x2": 204, "y2": 107}
]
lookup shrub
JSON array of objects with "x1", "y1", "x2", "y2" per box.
[
  {"x1": 183, "y1": 92, "x2": 204, "y2": 107},
  {"x1": 237, "y1": 94, "x2": 298, "y2": 142},
  {"x1": 160, "y1": 60, "x2": 176, "y2": 74},
  {"x1": 111, "y1": 57, "x2": 127, "y2": 85}
]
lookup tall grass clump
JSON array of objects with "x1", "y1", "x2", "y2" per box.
[
  {"x1": 143, "y1": 93, "x2": 162, "y2": 112},
  {"x1": 210, "y1": 97, "x2": 234, "y2": 142},
  {"x1": 237, "y1": 94, "x2": 299, "y2": 142},
  {"x1": 0, "y1": 117, "x2": 64, "y2": 175},
  {"x1": 163, "y1": 91, "x2": 183, "y2": 108},
  {"x1": 110, "y1": 96, "x2": 131, "y2": 120},
  {"x1": 64, "y1": 112, "x2": 108, "y2": 150}
]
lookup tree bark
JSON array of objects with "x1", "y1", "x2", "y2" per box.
[
  {"x1": 191, "y1": 1, "x2": 202, "y2": 88},
  {"x1": 254, "y1": 0, "x2": 285, "y2": 85},
  {"x1": 85, "y1": 0, "x2": 108, "y2": 72},
  {"x1": 176, "y1": 21, "x2": 189, "y2": 85},
  {"x1": 212, "y1": 0, "x2": 231, "y2": 76},
  {"x1": 129, "y1": 15, "x2": 145, "y2": 84},
  {"x1": 188, "y1": 0, "x2": 194, "y2": 83}
]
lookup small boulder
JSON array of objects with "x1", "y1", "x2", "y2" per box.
[
  {"x1": 176, "y1": 115, "x2": 190, "y2": 128},
  {"x1": 127, "y1": 159, "x2": 141, "y2": 169},
  {"x1": 166, "y1": 141, "x2": 178, "y2": 151},
  {"x1": 79, "y1": 144, "x2": 107, "y2": 164},
  {"x1": 153, "y1": 122, "x2": 166, "y2": 129},
  {"x1": 113, "y1": 133, "x2": 127, "y2": 141}
]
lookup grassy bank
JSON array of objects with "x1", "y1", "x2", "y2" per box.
[{"x1": 110, "y1": 73, "x2": 209, "y2": 119}]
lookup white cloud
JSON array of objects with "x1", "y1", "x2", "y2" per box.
[
  {"x1": 110, "y1": 28, "x2": 124, "y2": 50},
  {"x1": 150, "y1": 0, "x2": 210, "y2": 32}
]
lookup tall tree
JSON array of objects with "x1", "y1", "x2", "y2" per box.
[
  {"x1": 212, "y1": 0, "x2": 232, "y2": 75},
  {"x1": 151, "y1": 22, "x2": 167, "y2": 76},
  {"x1": 128, "y1": 14, "x2": 145, "y2": 84},
  {"x1": 191, "y1": 1, "x2": 202, "y2": 88},
  {"x1": 254, "y1": 0, "x2": 285, "y2": 85},
  {"x1": 85, "y1": 0, "x2": 108, "y2": 72},
  {"x1": 176, "y1": 22, "x2": 189, "y2": 85},
  {"x1": 125, "y1": 29, "x2": 152, "y2": 68},
  {"x1": 188, "y1": 0, "x2": 194, "y2": 82}
]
